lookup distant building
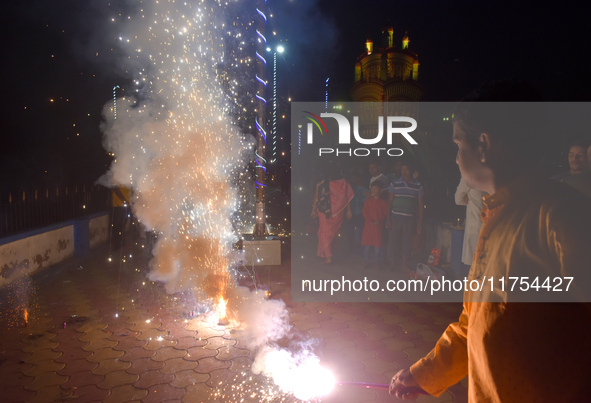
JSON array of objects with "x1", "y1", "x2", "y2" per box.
[{"x1": 351, "y1": 26, "x2": 423, "y2": 102}]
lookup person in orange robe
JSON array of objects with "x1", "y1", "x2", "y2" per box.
[{"x1": 390, "y1": 81, "x2": 591, "y2": 402}]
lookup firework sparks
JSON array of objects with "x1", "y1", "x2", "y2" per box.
[{"x1": 100, "y1": 1, "x2": 333, "y2": 401}]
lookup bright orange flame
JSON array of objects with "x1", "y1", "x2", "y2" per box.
[
  {"x1": 24, "y1": 309, "x2": 29, "y2": 324},
  {"x1": 217, "y1": 296, "x2": 227, "y2": 320}
]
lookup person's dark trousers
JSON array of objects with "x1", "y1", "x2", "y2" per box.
[
  {"x1": 112, "y1": 206, "x2": 129, "y2": 247},
  {"x1": 388, "y1": 213, "x2": 415, "y2": 267},
  {"x1": 350, "y1": 213, "x2": 364, "y2": 256}
]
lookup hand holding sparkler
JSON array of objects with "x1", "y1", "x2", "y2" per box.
[{"x1": 389, "y1": 368, "x2": 428, "y2": 400}]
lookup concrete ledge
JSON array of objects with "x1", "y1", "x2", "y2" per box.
[{"x1": 0, "y1": 212, "x2": 108, "y2": 287}]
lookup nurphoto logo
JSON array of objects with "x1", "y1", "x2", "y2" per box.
[{"x1": 303, "y1": 110, "x2": 418, "y2": 157}]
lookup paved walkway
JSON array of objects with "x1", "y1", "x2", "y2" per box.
[{"x1": 0, "y1": 243, "x2": 468, "y2": 402}]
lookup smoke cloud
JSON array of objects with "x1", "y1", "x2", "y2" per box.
[{"x1": 99, "y1": 0, "x2": 333, "y2": 399}]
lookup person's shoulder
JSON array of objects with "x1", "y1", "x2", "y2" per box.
[{"x1": 529, "y1": 178, "x2": 589, "y2": 217}]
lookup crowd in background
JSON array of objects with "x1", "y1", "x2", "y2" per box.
[{"x1": 311, "y1": 139, "x2": 591, "y2": 270}]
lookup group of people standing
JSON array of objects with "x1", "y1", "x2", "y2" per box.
[{"x1": 311, "y1": 159, "x2": 423, "y2": 272}]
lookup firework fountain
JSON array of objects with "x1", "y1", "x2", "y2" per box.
[{"x1": 100, "y1": 0, "x2": 334, "y2": 400}]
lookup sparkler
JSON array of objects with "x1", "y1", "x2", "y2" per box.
[{"x1": 336, "y1": 381, "x2": 428, "y2": 395}]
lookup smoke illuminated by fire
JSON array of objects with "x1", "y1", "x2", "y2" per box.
[{"x1": 100, "y1": 0, "x2": 335, "y2": 400}]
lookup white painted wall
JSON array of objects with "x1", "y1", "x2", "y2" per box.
[{"x1": 0, "y1": 226, "x2": 74, "y2": 287}]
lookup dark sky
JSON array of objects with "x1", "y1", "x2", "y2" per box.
[{"x1": 1, "y1": 0, "x2": 589, "y2": 190}]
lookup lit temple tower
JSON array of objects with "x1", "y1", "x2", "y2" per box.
[{"x1": 351, "y1": 26, "x2": 423, "y2": 102}]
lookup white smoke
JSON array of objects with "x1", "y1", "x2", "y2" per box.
[{"x1": 99, "y1": 1, "x2": 334, "y2": 400}]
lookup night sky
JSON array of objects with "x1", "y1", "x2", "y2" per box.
[{"x1": 1, "y1": 0, "x2": 589, "y2": 191}]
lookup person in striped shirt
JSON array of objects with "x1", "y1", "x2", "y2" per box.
[{"x1": 386, "y1": 160, "x2": 424, "y2": 272}]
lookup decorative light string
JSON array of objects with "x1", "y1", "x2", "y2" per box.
[
  {"x1": 113, "y1": 85, "x2": 120, "y2": 120},
  {"x1": 254, "y1": 1, "x2": 268, "y2": 190},
  {"x1": 325, "y1": 77, "x2": 329, "y2": 111},
  {"x1": 271, "y1": 51, "x2": 277, "y2": 163}
]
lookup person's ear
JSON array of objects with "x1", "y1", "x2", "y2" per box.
[{"x1": 479, "y1": 132, "x2": 492, "y2": 163}]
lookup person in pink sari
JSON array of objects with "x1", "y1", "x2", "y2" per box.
[{"x1": 311, "y1": 165, "x2": 354, "y2": 263}]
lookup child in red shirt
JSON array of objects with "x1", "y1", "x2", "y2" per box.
[{"x1": 362, "y1": 182, "x2": 389, "y2": 267}]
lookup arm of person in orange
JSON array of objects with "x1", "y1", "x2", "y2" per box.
[{"x1": 391, "y1": 304, "x2": 469, "y2": 398}]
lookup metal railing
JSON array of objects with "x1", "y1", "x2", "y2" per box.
[{"x1": 0, "y1": 185, "x2": 110, "y2": 238}]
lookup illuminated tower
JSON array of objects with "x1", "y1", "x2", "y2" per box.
[{"x1": 351, "y1": 26, "x2": 423, "y2": 102}]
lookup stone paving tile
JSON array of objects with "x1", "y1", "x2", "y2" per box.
[
  {"x1": 160, "y1": 357, "x2": 197, "y2": 373},
  {"x1": 87, "y1": 347, "x2": 125, "y2": 362},
  {"x1": 206, "y1": 367, "x2": 237, "y2": 389},
  {"x1": 56, "y1": 358, "x2": 99, "y2": 376},
  {"x1": 77, "y1": 329, "x2": 110, "y2": 342},
  {"x1": 193, "y1": 325, "x2": 225, "y2": 339},
  {"x1": 195, "y1": 357, "x2": 231, "y2": 373},
  {"x1": 125, "y1": 356, "x2": 165, "y2": 374},
  {"x1": 0, "y1": 371, "x2": 33, "y2": 390},
  {"x1": 346, "y1": 320, "x2": 378, "y2": 332},
  {"x1": 204, "y1": 336, "x2": 235, "y2": 350},
  {"x1": 341, "y1": 347, "x2": 377, "y2": 362},
  {"x1": 68, "y1": 383, "x2": 112, "y2": 401},
  {"x1": 60, "y1": 370, "x2": 104, "y2": 389},
  {"x1": 399, "y1": 321, "x2": 432, "y2": 333},
  {"x1": 318, "y1": 320, "x2": 349, "y2": 332},
  {"x1": 75, "y1": 321, "x2": 108, "y2": 333},
  {"x1": 173, "y1": 336, "x2": 207, "y2": 350},
  {"x1": 24, "y1": 371, "x2": 68, "y2": 391},
  {"x1": 143, "y1": 384, "x2": 186, "y2": 402},
  {"x1": 322, "y1": 337, "x2": 356, "y2": 350},
  {"x1": 228, "y1": 356, "x2": 253, "y2": 373},
  {"x1": 164, "y1": 324, "x2": 199, "y2": 339},
  {"x1": 136, "y1": 328, "x2": 169, "y2": 341},
  {"x1": 22, "y1": 359, "x2": 65, "y2": 376},
  {"x1": 143, "y1": 338, "x2": 177, "y2": 351},
  {"x1": 133, "y1": 369, "x2": 174, "y2": 389},
  {"x1": 184, "y1": 346, "x2": 218, "y2": 361},
  {"x1": 292, "y1": 318, "x2": 323, "y2": 331},
  {"x1": 104, "y1": 384, "x2": 148, "y2": 403},
  {"x1": 330, "y1": 312, "x2": 361, "y2": 323},
  {"x1": 151, "y1": 346, "x2": 187, "y2": 361},
  {"x1": 355, "y1": 338, "x2": 387, "y2": 352},
  {"x1": 119, "y1": 346, "x2": 157, "y2": 361},
  {"x1": 338, "y1": 328, "x2": 368, "y2": 342},
  {"x1": 380, "y1": 313, "x2": 410, "y2": 325},
  {"x1": 23, "y1": 348, "x2": 62, "y2": 364},
  {"x1": 0, "y1": 386, "x2": 36, "y2": 401},
  {"x1": 215, "y1": 345, "x2": 250, "y2": 361},
  {"x1": 308, "y1": 327, "x2": 339, "y2": 340},
  {"x1": 26, "y1": 385, "x2": 69, "y2": 403},
  {"x1": 82, "y1": 338, "x2": 118, "y2": 351},
  {"x1": 98, "y1": 369, "x2": 140, "y2": 389},
  {"x1": 91, "y1": 358, "x2": 131, "y2": 375},
  {"x1": 383, "y1": 337, "x2": 416, "y2": 351},
  {"x1": 111, "y1": 335, "x2": 148, "y2": 351},
  {"x1": 21, "y1": 338, "x2": 59, "y2": 352},
  {"x1": 183, "y1": 383, "x2": 217, "y2": 402},
  {"x1": 171, "y1": 369, "x2": 210, "y2": 388},
  {"x1": 359, "y1": 358, "x2": 400, "y2": 376}
]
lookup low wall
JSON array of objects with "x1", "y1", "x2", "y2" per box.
[{"x1": 0, "y1": 212, "x2": 108, "y2": 288}]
